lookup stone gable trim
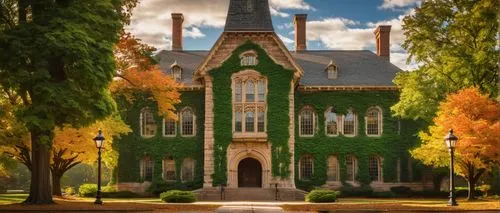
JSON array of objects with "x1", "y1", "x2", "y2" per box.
[
  {"x1": 193, "y1": 32, "x2": 304, "y2": 81},
  {"x1": 298, "y1": 85, "x2": 400, "y2": 92}
]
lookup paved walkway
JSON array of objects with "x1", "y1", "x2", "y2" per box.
[{"x1": 215, "y1": 202, "x2": 284, "y2": 213}]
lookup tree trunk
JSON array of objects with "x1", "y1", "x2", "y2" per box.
[
  {"x1": 52, "y1": 172, "x2": 62, "y2": 196},
  {"x1": 467, "y1": 178, "x2": 476, "y2": 201},
  {"x1": 24, "y1": 129, "x2": 53, "y2": 204}
]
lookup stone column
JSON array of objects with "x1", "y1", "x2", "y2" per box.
[{"x1": 203, "y1": 76, "x2": 215, "y2": 188}]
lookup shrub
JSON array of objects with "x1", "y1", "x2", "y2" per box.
[
  {"x1": 305, "y1": 189, "x2": 338, "y2": 203},
  {"x1": 102, "y1": 185, "x2": 117, "y2": 193},
  {"x1": 160, "y1": 190, "x2": 196, "y2": 203},
  {"x1": 78, "y1": 184, "x2": 97, "y2": 197},
  {"x1": 64, "y1": 187, "x2": 75, "y2": 196},
  {"x1": 102, "y1": 191, "x2": 139, "y2": 198},
  {"x1": 371, "y1": 191, "x2": 396, "y2": 198}
]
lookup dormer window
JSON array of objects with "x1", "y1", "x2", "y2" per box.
[
  {"x1": 170, "y1": 61, "x2": 182, "y2": 82},
  {"x1": 326, "y1": 60, "x2": 338, "y2": 79},
  {"x1": 240, "y1": 51, "x2": 258, "y2": 66}
]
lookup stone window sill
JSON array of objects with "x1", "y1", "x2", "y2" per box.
[{"x1": 233, "y1": 132, "x2": 268, "y2": 142}]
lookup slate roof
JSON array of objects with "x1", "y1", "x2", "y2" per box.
[
  {"x1": 224, "y1": 0, "x2": 274, "y2": 32},
  {"x1": 157, "y1": 50, "x2": 208, "y2": 85},
  {"x1": 157, "y1": 50, "x2": 401, "y2": 87},
  {"x1": 291, "y1": 51, "x2": 401, "y2": 86}
]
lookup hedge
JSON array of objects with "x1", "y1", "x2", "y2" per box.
[
  {"x1": 306, "y1": 189, "x2": 338, "y2": 203},
  {"x1": 160, "y1": 190, "x2": 196, "y2": 203}
]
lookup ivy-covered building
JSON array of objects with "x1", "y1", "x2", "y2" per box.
[{"x1": 115, "y1": 0, "x2": 432, "y2": 199}]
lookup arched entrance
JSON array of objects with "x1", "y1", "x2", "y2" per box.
[{"x1": 238, "y1": 158, "x2": 262, "y2": 188}]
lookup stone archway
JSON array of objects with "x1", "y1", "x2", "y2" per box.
[
  {"x1": 238, "y1": 158, "x2": 262, "y2": 188},
  {"x1": 227, "y1": 142, "x2": 271, "y2": 188}
]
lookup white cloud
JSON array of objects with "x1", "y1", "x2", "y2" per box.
[
  {"x1": 378, "y1": 0, "x2": 421, "y2": 10},
  {"x1": 302, "y1": 10, "x2": 419, "y2": 70},
  {"x1": 278, "y1": 34, "x2": 294, "y2": 45},
  {"x1": 128, "y1": 0, "x2": 313, "y2": 50}
]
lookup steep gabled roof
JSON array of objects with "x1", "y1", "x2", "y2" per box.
[
  {"x1": 157, "y1": 50, "x2": 402, "y2": 87},
  {"x1": 224, "y1": 0, "x2": 274, "y2": 32},
  {"x1": 291, "y1": 51, "x2": 401, "y2": 86}
]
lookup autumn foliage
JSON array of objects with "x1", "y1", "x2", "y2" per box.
[
  {"x1": 111, "y1": 33, "x2": 181, "y2": 119},
  {"x1": 412, "y1": 87, "x2": 500, "y2": 199}
]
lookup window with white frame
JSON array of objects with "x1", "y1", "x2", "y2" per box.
[
  {"x1": 163, "y1": 116, "x2": 176, "y2": 137},
  {"x1": 181, "y1": 158, "x2": 195, "y2": 182},
  {"x1": 140, "y1": 108, "x2": 157, "y2": 137},
  {"x1": 345, "y1": 155, "x2": 357, "y2": 181},
  {"x1": 299, "y1": 107, "x2": 315, "y2": 136},
  {"x1": 162, "y1": 155, "x2": 176, "y2": 181},
  {"x1": 140, "y1": 156, "x2": 154, "y2": 182},
  {"x1": 325, "y1": 107, "x2": 340, "y2": 136},
  {"x1": 326, "y1": 61, "x2": 338, "y2": 80},
  {"x1": 369, "y1": 156, "x2": 382, "y2": 182},
  {"x1": 327, "y1": 155, "x2": 340, "y2": 182},
  {"x1": 343, "y1": 109, "x2": 357, "y2": 136},
  {"x1": 233, "y1": 71, "x2": 267, "y2": 134},
  {"x1": 240, "y1": 51, "x2": 258, "y2": 66},
  {"x1": 299, "y1": 155, "x2": 314, "y2": 181},
  {"x1": 366, "y1": 107, "x2": 382, "y2": 136},
  {"x1": 172, "y1": 65, "x2": 182, "y2": 82},
  {"x1": 180, "y1": 108, "x2": 195, "y2": 136}
]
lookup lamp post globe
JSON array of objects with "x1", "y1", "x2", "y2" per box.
[
  {"x1": 93, "y1": 129, "x2": 105, "y2": 205},
  {"x1": 444, "y1": 129, "x2": 458, "y2": 206}
]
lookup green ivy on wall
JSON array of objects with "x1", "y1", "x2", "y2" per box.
[
  {"x1": 114, "y1": 91, "x2": 205, "y2": 191},
  {"x1": 294, "y1": 91, "x2": 424, "y2": 190},
  {"x1": 209, "y1": 41, "x2": 295, "y2": 185}
]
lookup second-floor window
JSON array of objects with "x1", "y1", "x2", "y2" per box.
[
  {"x1": 233, "y1": 71, "x2": 267, "y2": 134},
  {"x1": 140, "y1": 108, "x2": 157, "y2": 137},
  {"x1": 180, "y1": 108, "x2": 195, "y2": 136}
]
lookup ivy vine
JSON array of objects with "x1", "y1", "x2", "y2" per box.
[
  {"x1": 294, "y1": 91, "x2": 425, "y2": 190},
  {"x1": 209, "y1": 41, "x2": 295, "y2": 185},
  {"x1": 114, "y1": 91, "x2": 205, "y2": 190}
]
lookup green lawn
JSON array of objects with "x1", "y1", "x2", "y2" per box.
[{"x1": 0, "y1": 194, "x2": 28, "y2": 204}]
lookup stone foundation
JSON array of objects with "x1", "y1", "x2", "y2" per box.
[{"x1": 115, "y1": 182, "x2": 152, "y2": 194}]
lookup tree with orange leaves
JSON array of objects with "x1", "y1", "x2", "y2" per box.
[
  {"x1": 111, "y1": 33, "x2": 181, "y2": 119},
  {"x1": 412, "y1": 88, "x2": 500, "y2": 200}
]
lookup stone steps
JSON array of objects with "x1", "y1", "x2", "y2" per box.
[{"x1": 194, "y1": 187, "x2": 307, "y2": 201}]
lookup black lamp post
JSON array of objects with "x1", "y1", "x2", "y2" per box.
[
  {"x1": 444, "y1": 129, "x2": 458, "y2": 206},
  {"x1": 93, "y1": 129, "x2": 105, "y2": 205}
]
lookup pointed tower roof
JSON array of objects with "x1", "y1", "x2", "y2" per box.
[{"x1": 224, "y1": 0, "x2": 274, "y2": 32}]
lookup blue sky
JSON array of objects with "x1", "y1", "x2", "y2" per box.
[{"x1": 127, "y1": 0, "x2": 421, "y2": 70}]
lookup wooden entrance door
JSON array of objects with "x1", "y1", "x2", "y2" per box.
[{"x1": 238, "y1": 158, "x2": 262, "y2": 188}]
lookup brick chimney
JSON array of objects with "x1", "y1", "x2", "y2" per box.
[
  {"x1": 171, "y1": 13, "x2": 184, "y2": 51},
  {"x1": 374, "y1": 25, "x2": 391, "y2": 60},
  {"x1": 294, "y1": 14, "x2": 308, "y2": 51}
]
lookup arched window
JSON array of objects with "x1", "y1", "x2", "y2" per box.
[
  {"x1": 232, "y1": 71, "x2": 267, "y2": 134},
  {"x1": 345, "y1": 155, "x2": 357, "y2": 181},
  {"x1": 140, "y1": 108, "x2": 157, "y2": 137},
  {"x1": 170, "y1": 61, "x2": 182, "y2": 82},
  {"x1": 163, "y1": 116, "x2": 176, "y2": 137},
  {"x1": 325, "y1": 60, "x2": 338, "y2": 79},
  {"x1": 299, "y1": 155, "x2": 314, "y2": 181},
  {"x1": 180, "y1": 108, "x2": 195, "y2": 136},
  {"x1": 162, "y1": 155, "x2": 176, "y2": 181},
  {"x1": 299, "y1": 107, "x2": 315, "y2": 137},
  {"x1": 140, "y1": 156, "x2": 154, "y2": 182},
  {"x1": 366, "y1": 107, "x2": 382, "y2": 136},
  {"x1": 369, "y1": 156, "x2": 382, "y2": 182},
  {"x1": 343, "y1": 109, "x2": 357, "y2": 136},
  {"x1": 325, "y1": 107, "x2": 340, "y2": 136},
  {"x1": 240, "y1": 51, "x2": 258, "y2": 66},
  {"x1": 181, "y1": 158, "x2": 195, "y2": 182},
  {"x1": 327, "y1": 156, "x2": 340, "y2": 182}
]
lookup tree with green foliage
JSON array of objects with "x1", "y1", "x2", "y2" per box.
[
  {"x1": 392, "y1": 0, "x2": 499, "y2": 122},
  {"x1": 0, "y1": 0, "x2": 126, "y2": 204}
]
